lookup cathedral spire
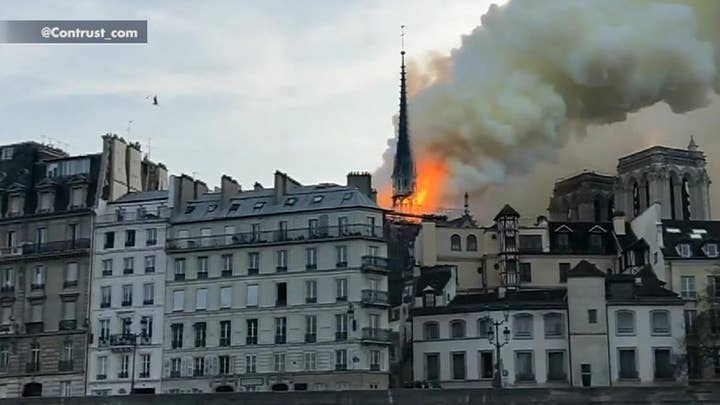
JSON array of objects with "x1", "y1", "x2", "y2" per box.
[{"x1": 392, "y1": 25, "x2": 416, "y2": 208}]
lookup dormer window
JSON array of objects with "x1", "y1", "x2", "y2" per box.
[
  {"x1": 284, "y1": 197, "x2": 297, "y2": 206},
  {"x1": 207, "y1": 204, "x2": 217, "y2": 213},
  {"x1": 8, "y1": 195, "x2": 23, "y2": 216},
  {"x1": 228, "y1": 203, "x2": 240, "y2": 214},
  {"x1": 69, "y1": 186, "x2": 85, "y2": 208},
  {"x1": 423, "y1": 290, "x2": 436, "y2": 307},
  {"x1": 556, "y1": 233, "x2": 570, "y2": 250},
  {"x1": 184, "y1": 206, "x2": 195, "y2": 214},
  {"x1": 676, "y1": 243, "x2": 692, "y2": 258},
  {"x1": 253, "y1": 201, "x2": 265, "y2": 210},
  {"x1": 704, "y1": 243, "x2": 718, "y2": 258},
  {"x1": 0, "y1": 147, "x2": 13, "y2": 160},
  {"x1": 342, "y1": 192, "x2": 353, "y2": 201},
  {"x1": 312, "y1": 195, "x2": 324, "y2": 203},
  {"x1": 38, "y1": 192, "x2": 53, "y2": 213}
]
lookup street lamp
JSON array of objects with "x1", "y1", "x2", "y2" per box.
[
  {"x1": 128, "y1": 318, "x2": 149, "y2": 395},
  {"x1": 486, "y1": 306, "x2": 511, "y2": 388}
]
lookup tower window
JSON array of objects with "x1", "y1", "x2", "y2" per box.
[
  {"x1": 682, "y1": 177, "x2": 691, "y2": 220},
  {"x1": 450, "y1": 234, "x2": 461, "y2": 251},
  {"x1": 632, "y1": 182, "x2": 640, "y2": 216}
]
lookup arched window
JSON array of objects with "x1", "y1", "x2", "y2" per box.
[
  {"x1": 682, "y1": 177, "x2": 691, "y2": 220},
  {"x1": 477, "y1": 318, "x2": 490, "y2": 338},
  {"x1": 616, "y1": 310, "x2": 635, "y2": 335},
  {"x1": 450, "y1": 320, "x2": 466, "y2": 338},
  {"x1": 423, "y1": 322, "x2": 439, "y2": 340},
  {"x1": 512, "y1": 313, "x2": 533, "y2": 339},
  {"x1": 466, "y1": 235, "x2": 478, "y2": 251},
  {"x1": 650, "y1": 310, "x2": 670, "y2": 335},
  {"x1": 450, "y1": 234, "x2": 461, "y2": 251},
  {"x1": 543, "y1": 313, "x2": 564, "y2": 338}
]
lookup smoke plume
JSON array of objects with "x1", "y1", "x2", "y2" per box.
[{"x1": 376, "y1": 0, "x2": 720, "y2": 213}]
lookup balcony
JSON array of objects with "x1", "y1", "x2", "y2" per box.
[
  {"x1": 166, "y1": 223, "x2": 384, "y2": 252},
  {"x1": 63, "y1": 280, "x2": 78, "y2": 289},
  {"x1": 26, "y1": 362, "x2": 40, "y2": 373},
  {"x1": 58, "y1": 360, "x2": 73, "y2": 371},
  {"x1": 143, "y1": 299, "x2": 154, "y2": 305},
  {"x1": 361, "y1": 256, "x2": 389, "y2": 274},
  {"x1": 30, "y1": 283, "x2": 45, "y2": 291},
  {"x1": 305, "y1": 264, "x2": 317, "y2": 270},
  {"x1": 0, "y1": 239, "x2": 91, "y2": 261},
  {"x1": 25, "y1": 322, "x2": 43, "y2": 334},
  {"x1": 109, "y1": 334, "x2": 136, "y2": 351},
  {"x1": 102, "y1": 270, "x2": 112, "y2": 277},
  {"x1": 0, "y1": 285, "x2": 14, "y2": 295},
  {"x1": 276, "y1": 266, "x2": 287, "y2": 273},
  {"x1": 248, "y1": 268, "x2": 259, "y2": 276},
  {"x1": 246, "y1": 336, "x2": 257, "y2": 345},
  {"x1": 336, "y1": 261, "x2": 348, "y2": 269},
  {"x1": 59, "y1": 320, "x2": 77, "y2": 330},
  {"x1": 123, "y1": 268, "x2": 134, "y2": 275},
  {"x1": 370, "y1": 364, "x2": 381, "y2": 371},
  {"x1": 335, "y1": 331, "x2": 347, "y2": 341},
  {"x1": 305, "y1": 333, "x2": 316, "y2": 343},
  {"x1": 221, "y1": 270, "x2": 232, "y2": 277},
  {"x1": 121, "y1": 300, "x2": 132, "y2": 307},
  {"x1": 100, "y1": 302, "x2": 111, "y2": 308},
  {"x1": 361, "y1": 290, "x2": 389, "y2": 307},
  {"x1": 197, "y1": 272, "x2": 208, "y2": 280},
  {"x1": 96, "y1": 207, "x2": 170, "y2": 224},
  {"x1": 0, "y1": 324, "x2": 16, "y2": 335},
  {"x1": 174, "y1": 273, "x2": 185, "y2": 281},
  {"x1": 361, "y1": 327, "x2": 392, "y2": 344},
  {"x1": 275, "y1": 335, "x2": 286, "y2": 344},
  {"x1": 145, "y1": 266, "x2": 155, "y2": 274}
]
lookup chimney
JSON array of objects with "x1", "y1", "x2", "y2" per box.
[
  {"x1": 125, "y1": 142, "x2": 143, "y2": 192},
  {"x1": 253, "y1": 182, "x2": 264, "y2": 191},
  {"x1": 274, "y1": 170, "x2": 288, "y2": 203},
  {"x1": 194, "y1": 180, "x2": 208, "y2": 198},
  {"x1": 170, "y1": 174, "x2": 195, "y2": 214},
  {"x1": 220, "y1": 174, "x2": 240, "y2": 207},
  {"x1": 613, "y1": 211, "x2": 626, "y2": 236},
  {"x1": 347, "y1": 172, "x2": 376, "y2": 201}
]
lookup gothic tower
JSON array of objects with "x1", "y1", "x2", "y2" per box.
[{"x1": 391, "y1": 30, "x2": 416, "y2": 209}]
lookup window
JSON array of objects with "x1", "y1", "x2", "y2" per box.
[
  {"x1": 170, "y1": 358, "x2": 182, "y2": 377},
  {"x1": 423, "y1": 322, "x2": 439, "y2": 340},
  {"x1": 246, "y1": 284, "x2": 259, "y2": 307},
  {"x1": 1, "y1": 268, "x2": 13, "y2": 289},
  {"x1": 338, "y1": 216, "x2": 349, "y2": 235},
  {"x1": 145, "y1": 228, "x2": 157, "y2": 246},
  {"x1": 102, "y1": 259, "x2": 112, "y2": 276},
  {"x1": 194, "y1": 322, "x2": 207, "y2": 347},
  {"x1": 450, "y1": 320, "x2": 466, "y2": 338},
  {"x1": 141, "y1": 316, "x2": 153, "y2": 338},
  {"x1": 336, "y1": 245, "x2": 347, "y2": 267},
  {"x1": 425, "y1": 353, "x2": 439, "y2": 381},
  {"x1": 100, "y1": 286, "x2": 111, "y2": 308},
  {"x1": 559, "y1": 263, "x2": 570, "y2": 283},
  {"x1": 195, "y1": 288, "x2": 207, "y2": 310},
  {"x1": 97, "y1": 356, "x2": 108, "y2": 378},
  {"x1": 246, "y1": 319, "x2": 258, "y2": 344},
  {"x1": 423, "y1": 291, "x2": 436, "y2": 307},
  {"x1": 708, "y1": 276, "x2": 720, "y2": 298},
  {"x1": 684, "y1": 310, "x2": 698, "y2": 335},
  {"x1": 0, "y1": 306, "x2": 10, "y2": 325},
  {"x1": 306, "y1": 248, "x2": 317, "y2": 269},
  {"x1": 30, "y1": 343, "x2": 40, "y2": 368},
  {"x1": 513, "y1": 314, "x2": 533, "y2": 339},
  {"x1": 35, "y1": 227, "x2": 46, "y2": 245},
  {"x1": 335, "y1": 349, "x2": 347, "y2": 370},
  {"x1": 588, "y1": 309, "x2": 598, "y2": 324},
  {"x1": 193, "y1": 357, "x2": 205, "y2": 376},
  {"x1": 618, "y1": 348, "x2": 638, "y2": 379},
  {"x1": 276, "y1": 282, "x2": 287, "y2": 306},
  {"x1": 62, "y1": 262, "x2": 78, "y2": 287},
  {"x1": 705, "y1": 243, "x2": 719, "y2": 258},
  {"x1": 677, "y1": 243, "x2": 691, "y2": 258},
  {"x1": 308, "y1": 219, "x2": 318, "y2": 237},
  {"x1": 479, "y1": 351, "x2": 494, "y2": 379},
  {"x1": 335, "y1": 314, "x2": 348, "y2": 340},
  {"x1": 305, "y1": 315, "x2": 317, "y2": 342},
  {"x1": 172, "y1": 290, "x2": 184, "y2": 311},
  {"x1": 651, "y1": 310, "x2": 670, "y2": 335},
  {"x1": 219, "y1": 254, "x2": 233, "y2": 276},
  {"x1": 305, "y1": 280, "x2": 317, "y2": 303},
  {"x1": 248, "y1": 252, "x2": 260, "y2": 273},
  {"x1": 140, "y1": 354, "x2": 151, "y2": 377},
  {"x1": 466, "y1": 235, "x2": 478, "y2": 251},
  {"x1": 200, "y1": 228, "x2": 211, "y2": 247},
  {"x1": 477, "y1": 318, "x2": 490, "y2": 338},
  {"x1": 680, "y1": 276, "x2": 696, "y2": 299},
  {"x1": 125, "y1": 230, "x2": 136, "y2": 247},
  {"x1": 122, "y1": 257, "x2": 134, "y2": 275},
  {"x1": 274, "y1": 352, "x2": 286, "y2": 372},
  {"x1": 174, "y1": 258, "x2": 186, "y2": 280},
  {"x1": 144, "y1": 255, "x2": 155, "y2": 273},
  {"x1": 556, "y1": 233, "x2": 570, "y2": 250},
  {"x1": 119, "y1": 355, "x2": 129, "y2": 378},
  {"x1": 275, "y1": 317, "x2": 287, "y2": 343},
  {"x1": 451, "y1": 352, "x2": 466, "y2": 380},
  {"x1": 31, "y1": 303, "x2": 43, "y2": 322},
  {"x1": 246, "y1": 354, "x2": 257, "y2": 373},
  {"x1": 197, "y1": 256, "x2": 208, "y2": 278},
  {"x1": 304, "y1": 352, "x2": 317, "y2": 371},
  {"x1": 336, "y1": 278, "x2": 348, "y2": 301},
  {"x1": 312, "y1": 195, "x2": 324, "y2": 203},
  {"x1": 547, "y1": 351, "x2": 566, "y2": 381},
  {"x1": 616, "y1": 310, "x2": 635, "y2": 335},
  {"x1": 139, "y1": 283, "x2": 153, "y2": 305},
  {"x1": 219, "y1": 321, "x2": 231, "y2": 346},
  {"x1": 515, "y1": 351, "x2": 535, "y2": 382},
  {"x1": 220, "y1": 286, "x2": 232, "y2": 308},
  {"x1": 104, "y1": 232, "x2": 115, "y2": 249},
  {"x1": 121, "y1": 284, "x2": 132, "y2": 306},
  {"x1": 450, "y1": 234, "x2": 461, "y2": 251},
  {"x1": 544, "y1": 313, "x2": 564, "y2": 338},
  {"x1": 0, "y1": 147, "x2": 13, "y2": 160},
  {"x1": 654, "y1": 348, "x2": 673, "y2": 379},
  {"x1": 171, "y1": 324, "x2": 183, "y2": 349},
  {"x1": 276, "y1": 250, "x2": 287, "y2": 271},
  {"x1": 519, "y1": 263, "x2": 532, "y2": 283},
  {"x1": 33, "y1": 265, "x2": 45, "y2": 287},
  {"x1": 589, "y1": 233, "x2": 604, "y2": 251},
  {"x1": 219, "y1": 355, "x2": 231, "y2": 375}
]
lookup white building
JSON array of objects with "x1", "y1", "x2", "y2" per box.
[
  {"x1": 161, "y1": 172, "x2": 390, "y2": 393},
  {"x1": 87, "y1": 191, "x2": 170, "y2": 395}
]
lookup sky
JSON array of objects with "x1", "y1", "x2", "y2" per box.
[{"x1": 1, "y1": 0, "x2": 718, "y2": 220}]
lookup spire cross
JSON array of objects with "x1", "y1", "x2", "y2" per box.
[
  {"x1": 464, "y1": 192, "x2": 469, "y2": 215},
  {"x1": 401, "y1": 25, "x2": 405, "y2": 54}
]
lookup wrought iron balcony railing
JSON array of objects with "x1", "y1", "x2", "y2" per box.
[
  {"x1": 59, "y1": 320, "x2": 77, "y2": 330},
  {"x1": 361, "y1": 256, "x2": 390, "y2": 273},
  {"x1": 361, "y1": 327, "x2": 392, "y2": 343},
  {"x1": 361, "y1": 289, "x2": 389, "y2": 306},
  {"x1": 96, "y1": 207, "x2": 170, "y2": 224},
  {"x1": 0, "y1": 239, "x2": 90, "y2": 258}
]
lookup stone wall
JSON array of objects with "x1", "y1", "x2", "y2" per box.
[{"x1": 3, "y1": 387, "x2": 719, "y2": 405}]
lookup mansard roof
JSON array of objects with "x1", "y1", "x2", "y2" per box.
[
  {"x1": 661, "y1": 219, "x2": 720, "y2": 260},
  {"x1": 415, "y1": 266, "x2": 453, "y2": 297}
]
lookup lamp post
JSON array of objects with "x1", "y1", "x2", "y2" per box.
[
  {"x1": 486, "y1": 307, "x2": 511, "y2": 388},
  {"x1": 129, "y1": 318, "x2": 149, "y2": 395}
]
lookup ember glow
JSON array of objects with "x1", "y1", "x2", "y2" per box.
[{"x1": 379, "y1": 156, "x2": 449, "y2": 215}]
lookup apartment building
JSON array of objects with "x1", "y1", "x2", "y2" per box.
[
  {"x1": 86, "y1": 191, "x2": 170, "y2": 395},
  {"x1": 0, "y1": 136, "x2": 166, "y2": 398},
  {"x1": 161, "y1": 171, "x2": 391, "y2": 393}
]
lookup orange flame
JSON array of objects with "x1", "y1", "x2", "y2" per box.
[{"x1": 377, "y1": 156, "x2": 449, "y2": 215}]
